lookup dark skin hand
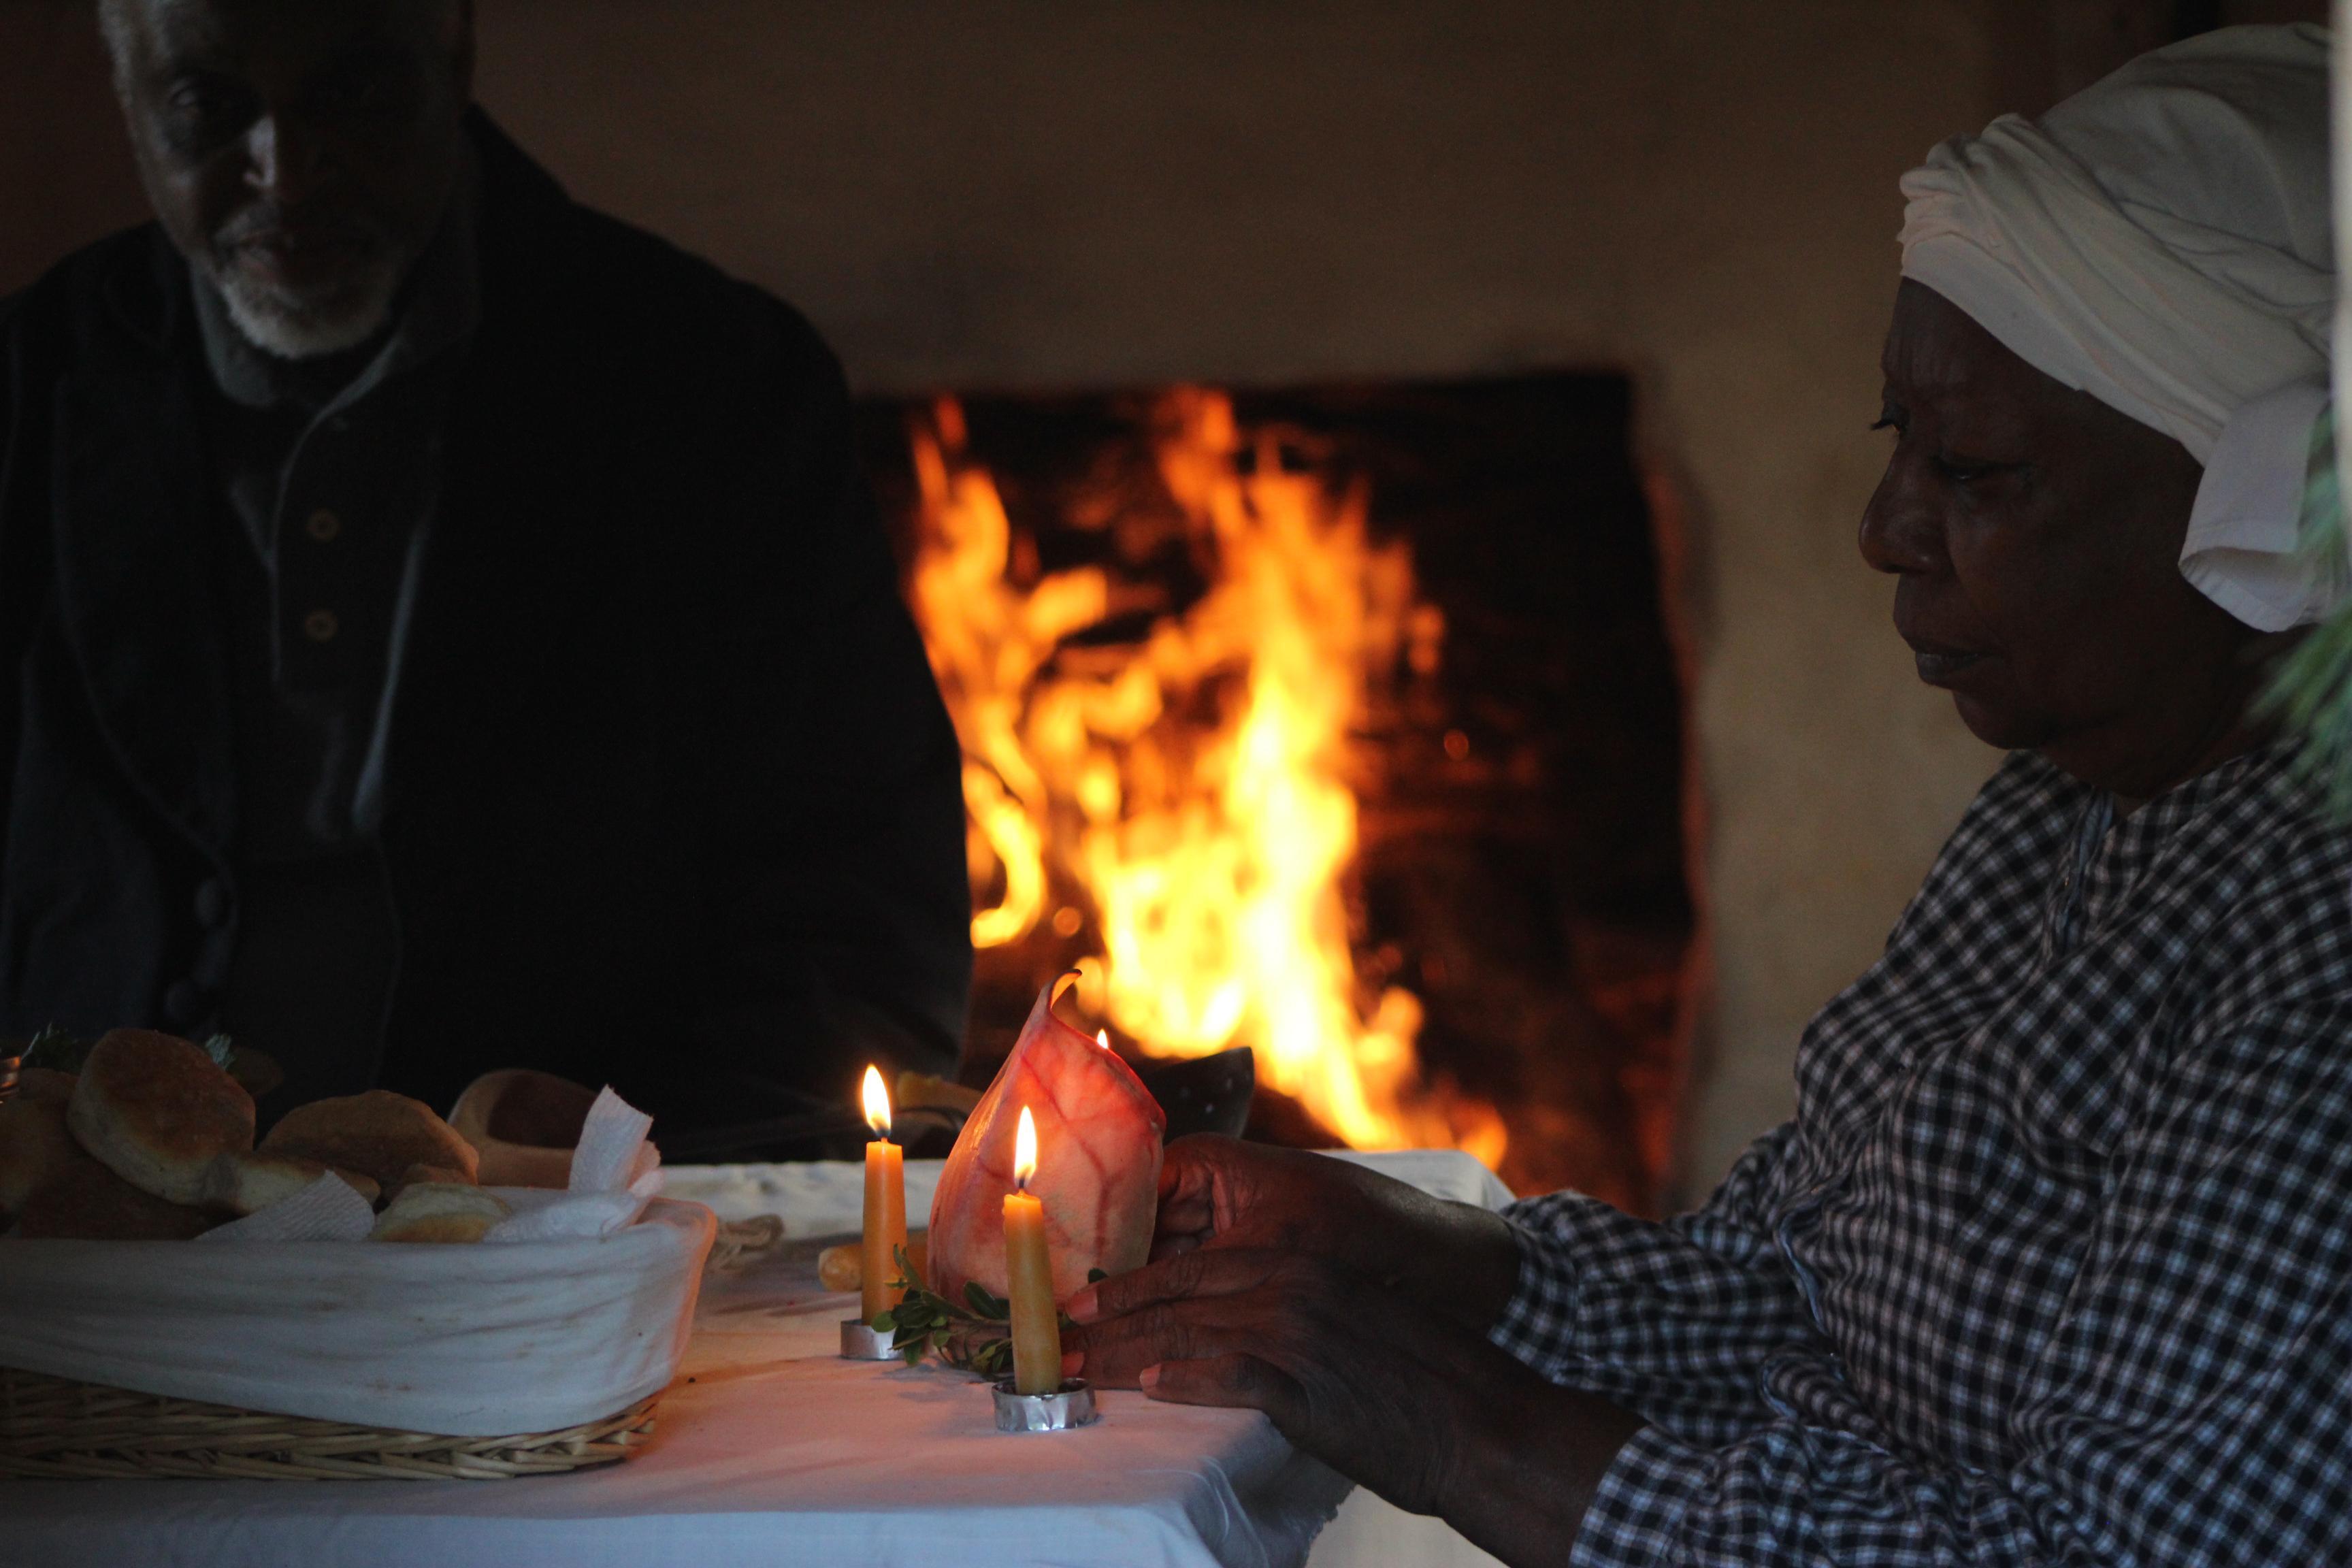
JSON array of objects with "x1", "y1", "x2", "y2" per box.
[
  {"x1": 1065, "y1": 1137, "x2": 1642, "y2": 1565},
  {"x1": 1129, "y1": 1134, "x2": 1522, "y2": 1327},
  {"x1": 1863, "y1": 278, "x2": 2296, "y2": 806}
]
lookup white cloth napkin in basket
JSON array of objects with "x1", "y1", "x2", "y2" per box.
[{"x1": 485, "y1": 1086, "x2": 663, "y2": 1243}]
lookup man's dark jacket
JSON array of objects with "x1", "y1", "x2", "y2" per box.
[{"x1": 0, "y1": 115, "x2": 972, "y2": 1129}]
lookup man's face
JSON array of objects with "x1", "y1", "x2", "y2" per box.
[
  {"x1": 108, "y1": 0, "x2": 473, "y2": 359},
  {"x1": 1859, "y1": 279, "x2": 2256, "y2": 799}
]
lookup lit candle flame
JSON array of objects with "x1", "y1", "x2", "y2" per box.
[
  {"x1": 1013, "y1": 1104, "x2": 1038, "y2": 1193},
  {"x1": 862, "y1": 1064, "x2": 893, "y2": 1140},
  {"x1": 1096, "y1": 1028, "x2": 1111, "y2": 1051}
]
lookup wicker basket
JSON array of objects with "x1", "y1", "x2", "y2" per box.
[{"x1": 0, "y1": 1365, "x2": 658, "y2": 1481}]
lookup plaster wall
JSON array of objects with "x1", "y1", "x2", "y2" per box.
[{"x1": 0, "y1": 0, "x2": 2031, "y2": 1199}]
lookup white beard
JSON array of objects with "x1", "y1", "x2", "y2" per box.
[{"x1": 198, "y1": 244, "x2": 409, "y2": 361}]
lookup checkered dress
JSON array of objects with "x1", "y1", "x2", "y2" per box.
[{"x1": 1494, "y1": 744, "x2": 2352, "y2": 1565}]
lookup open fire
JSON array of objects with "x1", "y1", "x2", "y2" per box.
[{"x1": 906, "y1": 389, "x2": 1509, "y2": 1169}]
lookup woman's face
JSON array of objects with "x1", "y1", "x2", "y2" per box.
[{"x1": 1861, "y1": 279, "x2": 2264, "y2": 798}]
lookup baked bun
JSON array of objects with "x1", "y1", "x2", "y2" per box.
[
  {"x1": 368, "y1": 1182, "x2": 508, "y2": 1244},
  {"x1": 0, "y1": 1094, "x2": 83, "y2": 1223},
  {"x1": 817, "y1": 1241, "x2": 861, "y2": 1293},
  {"x1": 259, "y1": 1090, "x2": 479, "y2": 1189},
  {"x1": 200, "y1": 1150, "x2": 382, "y2": 1216},
  {"x1": 382, "y1": 1162, "x2": 474, "y2": 1205},
  {"x1": 67, "y1": 1030, "x2": 255, "y2": 1206},
  {"x1": 817, "y1": 1232, "x2": 927, "y2": 1294},
  {"x1": 14, "y1": 1156, "x2": 214, "y2": 1239}
]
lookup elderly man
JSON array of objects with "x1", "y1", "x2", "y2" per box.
[
  {"x1": 0, "y1": 0, "x2": 972, "y2": 1129},
  {"x1": 1071, "y1": 26, "x2": 2352, "y2": 1567}
]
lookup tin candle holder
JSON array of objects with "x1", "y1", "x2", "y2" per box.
[
  {"x1": 839, "y1": 1319, "x2": 900, "y2": 1360},
  {"x1": 992, "y1": 1377, "x2": 1099, "y2": 1433}
]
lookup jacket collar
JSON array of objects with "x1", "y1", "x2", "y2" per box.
[
  {"x1": 93, "y1": 224, "x2": 195, "y2": 360},
  {"x1": 52, "y1": 265, "x2": 238, "y2": 860},
  {"x1": 354, "y1": 110, "x2": 600, "y2": 815}
]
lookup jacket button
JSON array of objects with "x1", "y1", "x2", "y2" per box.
[
  {"x1": 304, "y1": 609, "x2": 339, "y2": 643},
  {"x1": 306, "y1": 508, "x2": 342, "y2": 543},
  {"x1": 163, "y1": 979, "x2": 212, "y2": 1029},
  {"x1": 194, "y1": 878, "x2": 231, "y2": 930}
]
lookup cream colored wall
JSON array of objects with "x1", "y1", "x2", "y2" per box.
[{"x1": 0, "y1": 0, "x2": 2019, "y2": 1200}]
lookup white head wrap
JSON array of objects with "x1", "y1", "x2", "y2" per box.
[{"x1": 1897, "y1": 24, "x2": 2338, "y2": 632}]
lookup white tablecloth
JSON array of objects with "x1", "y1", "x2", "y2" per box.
[{"x1": 0, "y1": 1151, "x2": 1514, "y2": 1568}]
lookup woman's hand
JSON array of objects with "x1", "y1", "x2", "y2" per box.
[
  {"x1": 1145, "y1": 1134, "x2": 1522, "y2": 1334},
  {"x1": 1066, "y1": 1245, "x2": 1642, "y2": 1565}
]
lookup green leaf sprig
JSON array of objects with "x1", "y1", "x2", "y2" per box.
[
  {"x1": 20, "y1": 1025, "x2": 90, "y2": 1073},
  {"x1": 870, "y1": 1247, "x2": 1109, "y2": 1378}
]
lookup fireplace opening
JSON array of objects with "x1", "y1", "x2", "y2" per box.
[{"x1": 860, "y1": 374, "x2": 1693, "y2": 1212}]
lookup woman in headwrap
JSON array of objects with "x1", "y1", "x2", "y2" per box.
[{"x1": 1068, "y1": 24, "x2": 2352, "y2": 1567}]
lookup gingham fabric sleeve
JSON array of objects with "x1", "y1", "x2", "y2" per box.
[
  {"x1": 1569, "y1": 996, "x2": 2352, "y2": 1567},
  {"x1": 1492, "y1": 1120, "x2": 1828, "y2": 1448}
]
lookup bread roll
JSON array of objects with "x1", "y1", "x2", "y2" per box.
[
  {"x1": 260, "y1": 1090, "x2": 479, "y2": 1189},
  {"x1": 200, "y1": 1150, "x2": 382, "y2": 1215},
  {"x1": 0, "y1": 1093, "x2": 82, "y2": 1222},
  {"x1": 817, "y1": 1232, "x2": 928, "y2": 1294},
  {"x1": 368, "y1": 1182, "x2": 508, "y2": 1244},
  {"x1": 381, "y1": 1162, "x2": 474, "y2": 1205},
  {"x1": 817, "y1": 1241, "x2": 861, "y2": 1293},
  {"x1": 14, "y1": 1156, "x2": 214, "y2": 1239},
  {"x1": 67, "y1": 1030, "x2": 255, "y2": 1206}
]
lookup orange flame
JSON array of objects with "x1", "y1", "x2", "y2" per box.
[
  {"x1": 1013, "y1": 1104, "x2": 1039, "y2": 1192},
  {"x1": 862, "y1": 1064, "x2": 893, "y2": 1140},
  {"x1": 909, "y1": 390, "x2": 1505, "y2": 1170}
]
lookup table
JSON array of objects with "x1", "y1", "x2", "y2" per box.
[{"x1": 0, "y1": 1152, "x2": 1514, "y2": 1568}]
